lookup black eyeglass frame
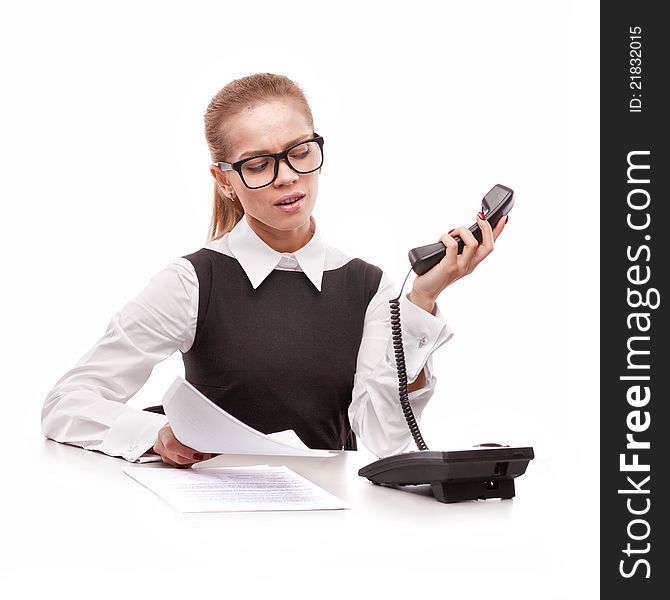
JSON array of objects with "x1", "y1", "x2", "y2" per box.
[{"x1": 214, "y1": 134, "x2": 325, "y2": 190}]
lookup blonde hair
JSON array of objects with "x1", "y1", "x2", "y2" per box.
[{"x1": 204, "y1": 73, "x2": 315, "y2": 241}]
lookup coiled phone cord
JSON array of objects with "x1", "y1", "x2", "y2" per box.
[{"x1": 389, "y1": 266, "x2": 429, "y2": 451}]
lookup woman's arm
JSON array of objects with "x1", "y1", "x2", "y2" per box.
[
  {"x1": 350, "y1": 214, "x2": 508, "y2": 457},
  {"x1": 348, "y1": 271, "x2": 453, "y2": 458},
  {"x1": 41, "y1": 258, "x2": 198, "y2": 462}
]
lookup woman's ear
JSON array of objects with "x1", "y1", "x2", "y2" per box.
[{"x1": 210, "y1": 165, "x2": 235, "y2": 198}]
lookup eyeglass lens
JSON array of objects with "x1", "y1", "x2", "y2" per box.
[{"x1": 241, "y1": 140, "x2": 322, "y2": 188}]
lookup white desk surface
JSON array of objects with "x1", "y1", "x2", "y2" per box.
[{"x1": 0, "y1": 439, "x2": 597, "y2": 600}]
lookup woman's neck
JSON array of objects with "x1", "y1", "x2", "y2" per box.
[{"x1": 245, "y1": 215, "x2": 315, "y2": 253}]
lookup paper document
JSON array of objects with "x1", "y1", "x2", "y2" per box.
[
  {"x1": 161, "y1": 376, "x2": 335, "y2": 457},
  {"x1": 122, "y1": 464, "x2": 350, "y2": 512}
]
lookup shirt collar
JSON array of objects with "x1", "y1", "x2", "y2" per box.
[{"x1": 228, "y1": 215, "x2": 326, "y2": 291}]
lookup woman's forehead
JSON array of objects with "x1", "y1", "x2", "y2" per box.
[{"x1": 227, "y1": 100, "x2": 312, "y2": 160}]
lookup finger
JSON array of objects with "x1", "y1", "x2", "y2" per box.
[
  {"x1": 428, "y1": 231, "x2": 456, "y2": 270},
  {"x1": 162, "y1": 457, "x2": 179, "y2": 467},
  {"x1": 179, "y1": 449, "x2": 216, "y2": 463},
  {"x1": 159, "y1": 454, "x2": 188, "y2": 468},
  {"x1": 154, "y1": 435, "x2": 197, "y2": 467},
  {"x1": 163, "y1": 456, "x2": 191, "y2": 469},
  {"x1": 191, "y1": 452, "x2": 216, "y2": 462},
  {"x1": 168, "y1": 449, "x2": 201, "y2": 466},
  {"x1": 160, "y1": 424, "x2": 204, "y2": 463},
  {"x1": 167, "y1": 437, "x2": 200, "y2": 459},
  {"x1": 158, "y1": 437, "x2": 200, "y2": 465},
  {"x1": 438, "y1": 230, "x2": 459, "y2": 255},
  {"x1": 491, "y1": 214, "x2": 508, "y2": 241},
  {"x1": 476, "y1": 212, "x2": 495, "y2": 250},
  {"x1": 449, "y1": 224, "x2": 479, "y2": 260},
  {"x1": 198, "y1": 453, "x2": 217, "y2": 461}
]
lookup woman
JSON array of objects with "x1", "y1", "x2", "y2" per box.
[{"x1": 41, "y1": 73, "x2": 506, "y2": 467}]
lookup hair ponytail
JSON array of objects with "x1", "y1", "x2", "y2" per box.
[{"x1": 208, "y1": 181, "x2": 245, "y2": 242}]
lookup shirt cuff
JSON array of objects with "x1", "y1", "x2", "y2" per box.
[
  {"x1": 385, "y1": 296, "x2": 453, "y2": 382},
  {"x1": 98, "y1": 409, "x2": 168, "y2": 462}
]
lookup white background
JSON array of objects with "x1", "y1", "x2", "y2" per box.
[{"x1": 1, "y1": 1, "x2": 599, "y2": 598}]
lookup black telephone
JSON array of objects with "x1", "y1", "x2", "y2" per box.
[
  {"x1": 358, "y1": 184, "x2": 534, "y2": 503},
  {"x1": 408, "y1": 183, "x2": 515, "y2": 275}
]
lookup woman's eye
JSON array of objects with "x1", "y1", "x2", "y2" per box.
[
  {"x1": 289, "y1": 148, "x2": 310, "y2": 160},
  {"x1": 245, "y1": 159, "x2": 269, "y2": 172}
]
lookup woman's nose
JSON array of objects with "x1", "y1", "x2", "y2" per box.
[{"x1": 274, "y1": 158, "x2": 298, "y2": 185}]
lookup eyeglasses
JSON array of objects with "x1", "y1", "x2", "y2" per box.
[{"x1": 214, "y1": 135, "x2": 324, "y2": 190}]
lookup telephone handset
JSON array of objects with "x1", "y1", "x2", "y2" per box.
[
  {"x1": 358, "y1": 183, "x2": 534, "y2": 503},
  {"x1": 408, "y1": 183, "x2": 515, "y2": 276}
]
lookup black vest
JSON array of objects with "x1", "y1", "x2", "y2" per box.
[{"x1": 180, "y1": 249, "x2": 383, "y2": 450}]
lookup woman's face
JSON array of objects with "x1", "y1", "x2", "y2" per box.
[{"x1": 212, "y1": 99, "x2": 319, "y2": 251}]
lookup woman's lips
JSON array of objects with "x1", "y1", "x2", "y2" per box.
[
  {"x1": 275, "y1": 192, "x2": 305, "y2": 205},
  {"x1": 274, "y1": 192, "x2": 306, "y2": 213},
  {"x1": 275, "y1": 196, "x2": 306, "y2": 213}
]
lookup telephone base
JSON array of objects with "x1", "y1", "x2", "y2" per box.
[
  {"x1": 358, "y1": 447, "x2": 534, "y2": 503},
  {"x1": 431, "y1": 478, "x2": 515, "y2": 503},
  {"x1": 374, "y1": 478, "x2": 516, "y2": 503}
]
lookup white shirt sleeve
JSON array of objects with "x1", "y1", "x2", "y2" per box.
[
  {"x1": 41, "y1": 258, "x2": 199, "y2": 462},
  {"x1": 349, "y1": 271, "x2": 454, "y2": 457}
]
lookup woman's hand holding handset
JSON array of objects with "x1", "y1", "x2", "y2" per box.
[
  {"x1": 408, "y1": 213, "x2": 508, "y2": 313},
  {"x1": 151, "y1": 423, "x2": 216, "y2": 467}
]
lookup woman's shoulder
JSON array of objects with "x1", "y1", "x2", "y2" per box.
[
  {"x1": 134, "y1": 242, "x2": 223, "y2": 304},
  {"x1": 324, "y1": 243, "x2": 381, "y2": 273},
  {"x1": 174, "y1": 231, "x2": 231, "y2": 265},
  {"x1": 324, "y1": 244, "x2": 384, "y2": 295},
  {"x1": 138, "y1": 254, "x2": 199, "y2": 298}
]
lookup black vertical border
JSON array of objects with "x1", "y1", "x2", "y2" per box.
[{"x1": 601, "y1": 2, "x2": 668, "y2": 597}]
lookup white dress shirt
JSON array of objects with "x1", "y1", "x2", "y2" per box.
[{"x1": 41, "y1": 216, "x2": 453, "y2": 462}]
